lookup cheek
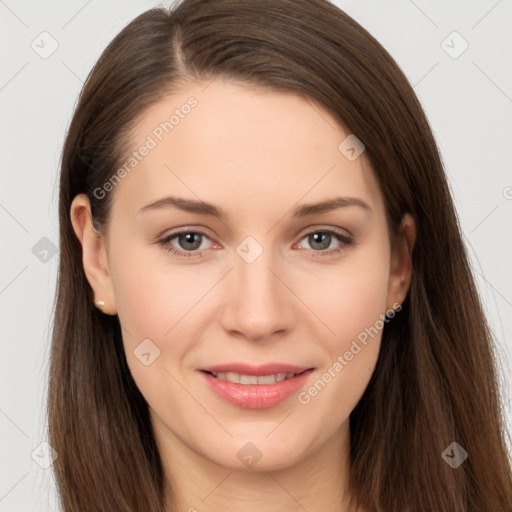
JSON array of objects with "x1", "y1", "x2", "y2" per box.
[
  {"x1": 297, "y1": 251, "x2": 390, "y2": 349},
  {"x1": 292, "y1": 247, "x2": 389, "y2": 413},
  {"x1": 109, "y1": 242, "x2": 229, "y2": 398},
  {"x1": 110, "y1": 244, "x2": 211, "y2": 342},
  {"x1": 110, "y1": 254, "x2": 207, "y2": 409}
]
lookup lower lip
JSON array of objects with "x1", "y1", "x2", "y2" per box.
[{"x1": 198, "y1": 369, "x2": 314, "y2": 409}]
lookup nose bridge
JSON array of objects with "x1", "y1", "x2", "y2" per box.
[{"x1": 220, "y1": 236, "x2": 291, "y2": 340}]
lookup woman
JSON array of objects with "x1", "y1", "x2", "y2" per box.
[{"x1": 48, "y1": 0, "x2": 512, "y2": 511}]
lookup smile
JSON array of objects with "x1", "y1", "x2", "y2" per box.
[
  {"x1": 204, "y1": 370, "x2": 305, "y2": 385},
  {"x1": 198, "y1": 368, "x2": 315, "y2": 408}
]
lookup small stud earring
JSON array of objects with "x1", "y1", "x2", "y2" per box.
[{"x1": 94, "y1": 299, "x2": 117, "y2": 316}]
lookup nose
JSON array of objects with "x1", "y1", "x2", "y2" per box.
[{"x1": 219, "y1": 247, "x2": 295, "y2": 342}]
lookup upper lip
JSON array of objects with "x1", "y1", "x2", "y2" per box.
[{"x1": 199, "y1": 363, "x2": 314, "y2": 376}]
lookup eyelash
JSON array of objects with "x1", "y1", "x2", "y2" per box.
[{"x1": 157, "y1": 228, "x2": 353, "y2": 259}]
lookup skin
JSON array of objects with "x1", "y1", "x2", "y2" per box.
[{"x1": 71, "y1": 78, "x2": 416, "y2": 512}]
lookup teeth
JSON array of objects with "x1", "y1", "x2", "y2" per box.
[
  {"x1": 258, "y1": 374, "x2": 279, "y2": 384},
  {"x1": 240, "y1": 374, "x2": 258, "y2": 384},
  {"x1": 225, "y1": 371, "x2": 240, "y2": 383},
  {"x1": 210, "y1": 371, "x2": 298, "y2": 384}
]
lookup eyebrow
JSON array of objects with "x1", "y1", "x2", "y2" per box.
[{"x1": 137, "y1": 195, "x2": 372, "y2": 218}]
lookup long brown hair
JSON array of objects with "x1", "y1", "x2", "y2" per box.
[{"x1": 48, "y1": 1, "x2": 512, "y2": 510}]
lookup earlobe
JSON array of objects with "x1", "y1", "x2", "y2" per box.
[
  {"x1": 386, "y1": 213, "x2": 416, "y2": 311},
  {"x1": 70, "y1": 194, "x2": 117, "y2": 315}
]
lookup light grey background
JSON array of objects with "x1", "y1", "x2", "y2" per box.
[{"x1": 1, "y1": 0, "x2": 511, "y2": 510}]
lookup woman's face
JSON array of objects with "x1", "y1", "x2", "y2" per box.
[{"x1": 75, "y1": 79, "x2": 411, "y2": 472}]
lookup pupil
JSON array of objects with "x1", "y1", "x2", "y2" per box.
[
  {"x1": 179, "y1": 233, "x2": 202, "y2": 250},
  {"x1": 309, "y1": 232, "x2": 330, "y2": 250}
]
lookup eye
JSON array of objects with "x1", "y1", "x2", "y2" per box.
[
  {"x1": 157, "y1": 227, "x2": 353, "y2": 259},
  {"x1": 157, "y1": 229, "x2": 214, "y2": 258},
  {"x1": 296, "y1": 229, "x2": 353, "y2": 256}
]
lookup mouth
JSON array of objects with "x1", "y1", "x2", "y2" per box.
[
  {"x1": 197, "y1": 364, "x2": 316, "y2": 409},
  {"x1": 201, "y1": 369, "x2": 310, "y2": 385}
]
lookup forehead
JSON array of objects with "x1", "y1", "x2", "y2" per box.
[{"x1": 110, "y1": 78, "x2": 383, "y2": 221}]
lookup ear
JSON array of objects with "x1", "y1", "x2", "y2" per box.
[
  {"x1": 386, "y1": 213, "x2": 416, "y2": 311},
  {"x1": 70, "y1": 194, "x2": 117, "y2": 315}
]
